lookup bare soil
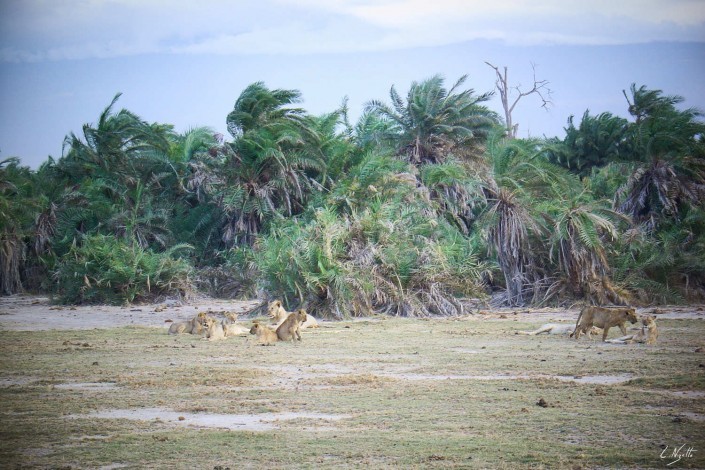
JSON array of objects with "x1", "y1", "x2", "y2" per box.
[{"x1": 0, "y1": 295, "x2": 262, "y2": 331}]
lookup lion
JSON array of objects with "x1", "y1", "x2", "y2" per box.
[
  {"x1": 219, "y1": 312, "x2": 249, "y2": 337},
  {"x1": 517, "y1": 323, "x2": 600, "y2": 336},
  {"x1": 249, "y1": 322, "x2": 278, "y2": 346},
  {"x1": 204, "y1": 315, "x2": 225, "y2": 341},
  {"x1": 299, "y1": 313, "x2": 319, "y2": 329},
  {"x1": 267, "y1": 300, "x2": 287, "y2": 323},
  {"x1": 268, "y1": 300, "x2": 319, "y2": 329},
  {"x1": 606, "y1": 315, "x2": 659, "y2": 345},
  {"x1": 275, "y1": 309, "x2": 307, "y2": 342},
  {"x1": 222, "y1": 320, "x2": 249, "y2": 337},
  {"x1": 168, "y1": 312, "x2": 206, "y2": 335},
  {"x1": 571, "y1": 306, "x2": 638, "y2": 341}
]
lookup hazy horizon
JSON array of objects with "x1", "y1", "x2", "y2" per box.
[{"x1": 1, "y1": 1, "x2": 704, "y2": 169}]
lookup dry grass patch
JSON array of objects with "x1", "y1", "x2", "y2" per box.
[
  {"x1": 321, "y1": 373, "x2": 394, "y2": 387},
  {"x1": 1, "y1": 309, "x2": 704, "y2": 468}
]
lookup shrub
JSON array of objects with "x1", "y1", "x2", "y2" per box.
[
  {"x1": 53, "y1": 235, "x2": 193, "y2": 304},
  {"x1": 257, "y1": 199, "x2": 487, "y2": 318}
]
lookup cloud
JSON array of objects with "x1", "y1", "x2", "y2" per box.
[
  {"x1": 1, "y1": 0, "x2": 704, "y2": 62},
  {"x1": 285, "y1": 0, "x2": 705, "y2": 28}
]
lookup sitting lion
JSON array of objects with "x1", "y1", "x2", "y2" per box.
[
  {"x1": 275, "y1": 309, "x2": 307, "y2": 342},
  {"x1": 168, "y1": 312, "x2": 206, "y2": 335},
  {"x1": 249, "y1": 322, "x2": 278, "y2": 346},
  {"x1": 606, "y1": 315, "x2": 659, "y2": 345},
  {"x1": 571, "y1": 306, "x2": 638, "y2": 341},
  {"x1": 204, "y1": 315, "x2": 225, "y2": 341},
  {"x1": 268, "y1": 300, "x2": 319, "y2": 329},
  {"x1": 517, "y1": 323, "x2": 600, "y2": 336}
]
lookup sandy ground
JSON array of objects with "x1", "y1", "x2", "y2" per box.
[
  {"x1": 0, "y1": 295, "x2": 262, "y2": 331},
  {"x1": 1, "y1": 294, "x2": 704, "y2": 331},
  {"x1": 475, "y1": 305, "x2": 705, "y2": 321},
  {"x1": 2, "y1": 295, "x2": 704, "y2": 468}
]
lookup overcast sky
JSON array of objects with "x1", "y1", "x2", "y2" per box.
[{"x1": 1, "y1": 0, "x2": 704, "y2": 168}]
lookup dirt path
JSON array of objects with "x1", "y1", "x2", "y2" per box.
[{"x1": 0, "y1": 295, "x2": 261, "y2": 331}]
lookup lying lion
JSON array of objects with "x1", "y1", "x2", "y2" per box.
[
  {"x1": 221, "y1": 313, "x2": 249, "y2": 337},
  {"x1": 249, "y1": 322, "x2": 278, "y2": 346},
  {"x1": 517, "y1": 323, "x2": 600, "y2": 336},
  {"x1": 571, "y1": 306, "x2": 638, "y2": 341},
  {"x1": 268, "y1": 300, "x2": 319, "y2": 329},
  {"x1": 606, "y1": 315, "x2": 659, "y2": 345},
  {"x1": 168, "y1": 312, "x2": 207, "y2": 335}
]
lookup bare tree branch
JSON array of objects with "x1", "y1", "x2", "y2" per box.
[{"x1": 485, "y1": 62, "x2": 552, "y2": 139}]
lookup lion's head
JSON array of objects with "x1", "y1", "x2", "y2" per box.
[
  {"x1": 296, "y1": 309, "x2": 308, "y2": 322},
  {"x1": 203, "y1": 316, "x2": 217, "y2": 328},
  {"x1": 250, "y1": 322, "x2": 262, "y2": 335},
  {"x1": 267, "y1": 300, "x2": 286, "y2": 320},
  {"x1": 624, "y1": 308, "x2": 638, "y2": 324}
]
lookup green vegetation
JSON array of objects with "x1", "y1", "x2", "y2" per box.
[
  {"x1": 52, "y1": 235, "x2": 193, "y2": 304},
  {"x1": 1, "y1": 76, "x2": 704, "y2": 311}
]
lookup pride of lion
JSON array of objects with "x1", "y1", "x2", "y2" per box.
[
  {"x1": 167, "y1": 300, "x2": 658, "y2": 347},
  {"x1": 167, "y1": 300, "x2": 320, "y2": 345}
]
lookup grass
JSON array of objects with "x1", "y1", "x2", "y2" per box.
[{"x1": 1, "y1": 314, "x2": 704, "y2": 469}]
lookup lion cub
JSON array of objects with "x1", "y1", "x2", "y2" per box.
[
  {"x1": 168, "y1": 312, "x2": 206, "y2": 335},
  {"x1": 249, "y1": 322, "x2": 278, "y2": 345},
  {"x1": 606, "y1": 315, "x2": 659, "y2": 345},
  {"x1": 276, "y1": 309, "x2": 307, "y2": 342},
  {"x1": 204, "y1": 316, "x2": 225, "y2": 341}
]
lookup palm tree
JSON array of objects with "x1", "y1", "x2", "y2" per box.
[
  {"x1": 546, "y1": 194, "x2": 631, "y2": 304},
  {"x1": 617, "y1": 84, "x2": 705, "y2": 230},
  {"x1": 419, "y1": 159, "x2": 483, "y2": 234},
  {"x1": 484, "y1": 185, "x2": 539, "y2": 305},
  {"x1": 479, "y1": 134, "x2": 570, "y2": 305},
  {"x1": 226, "y1": 82, "x2": 308, "y2": 137},
  {"x1": 611, "y1": 208, "x2": 705, "y2": 303},
  {"x1": 50, "y1": 94, "x2": 185, "y2": 256},
  {"x1": 0, "y1": 158, "x2": 29, "y2": 294},
  {"x1": 59, "y1": 93, "x2": 170, "y2": 183},
  {"x1": 216, "y1": 82, "x2": 326, "y2": 246},
  {"x1": 366, "y1": 74, "x2": 499, "y2": 165},
  {"x1": 547, "y1": 111, "x2": 631, "y2": 178},
  {"x1": 365, "y1": 75, "x2": 499, "y2": 234},
  {"x1": 257, "y1": 152, "x2": 487, "y2": 318},
  {"x1": 164, "y1": 128, "x2": 227, "y2": 261}
]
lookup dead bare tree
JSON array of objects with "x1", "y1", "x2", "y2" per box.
[{"x1": 485, "y1": 62, "x2": 552, "y2": 139}]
